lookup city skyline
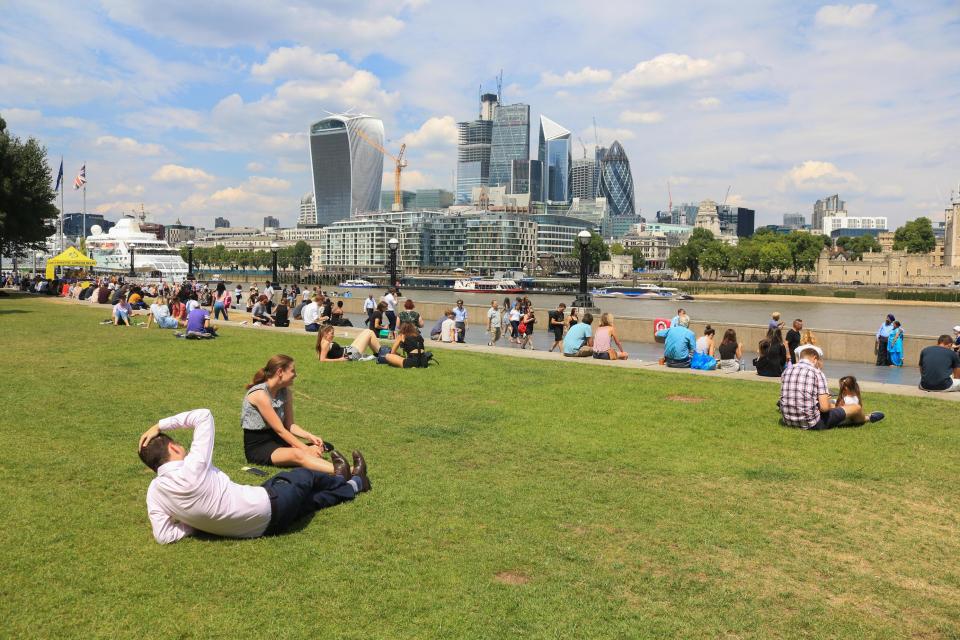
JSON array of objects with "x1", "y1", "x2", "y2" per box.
[{"x1": 2, "y1": 1, "x2": 959, "y2": 230}]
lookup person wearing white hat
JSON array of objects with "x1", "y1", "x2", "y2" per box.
[{"x1": 780, "y1": 344, "x2": 883, "y2": 429}]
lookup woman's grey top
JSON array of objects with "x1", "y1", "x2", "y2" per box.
[{"x1": 241, "y1": 382, "x2": 286, "y2": 431}]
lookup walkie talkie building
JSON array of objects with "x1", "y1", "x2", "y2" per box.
[{"x1": 309, "y1": 114, "x2": 384, "y2": 225}]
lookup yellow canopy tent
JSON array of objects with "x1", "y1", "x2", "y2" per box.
[{"x1": 46, "y1": 246, "x2": 96, "y2": 279}]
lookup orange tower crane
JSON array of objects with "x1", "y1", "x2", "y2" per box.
[{"x1": 353, "y1": 128, "x2": 408, "y2": 211}]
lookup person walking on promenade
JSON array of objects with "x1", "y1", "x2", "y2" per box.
[
  {"x1": 519, "y1": 306, "x2": 536, "y2": 350},
  {"x1": 507, "y1": 303, "x2": 521, "y2": 343},
  {"x1": 876, "y1": 314, "x2": 895, "y2": 366},
  {"x1": 486, "y1": 300, "x2": 503, "y2": 346},
  {"x1": 548, "y1": 303, "x2": 567, "y2": 352},
  {"x1": 453, "y1": 299, "x2": 468, "y2": 343},
  {"x1": 138, "y1": 408, "x2": 369, "y2": 544},
  {"x1": 381, "y1": 288, "x2": 398, "y2": 338},
  {"x1": 919, "y1": 334, "x2": 960, "y2": 392},
  {"x1": 212, "y1": 282, "x2": 229, "y2": 321},
  {"x1": 887, "y1": 320, "x2": 904, "y2": 367},
  {"x1": 786, "y1": 319, "x2": 803, "y2": 365},
  {"x1": 768, "y1": 312, "x2": 783, "y2": 331},
  {"x1": 363, "y1": 294, "x2": 376, "y2": 327}
]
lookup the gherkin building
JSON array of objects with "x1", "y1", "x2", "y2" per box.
[{"x1": 598, "y1": 140, "x2": 636, "y2": 216}]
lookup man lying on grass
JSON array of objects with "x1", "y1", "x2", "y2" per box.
[{"x1": 138, "y1": 408, "x2": 370, "y2": 544}]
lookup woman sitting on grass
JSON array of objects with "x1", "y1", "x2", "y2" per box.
[
  {"x1": 383, "y1": 322, "x2": 430, "y2": 368},
  {"x1": 593, "y1": 313, "x2": 628, "y2": 360},
  {"x1": 242, "y1": 354, "x2": 340, "y2": 474},
  {"x1": 273, "y1": 299, "x2": 290, "y2": 327},
  {"x1": 251, "y1": 295, "x2": 274, "y2": 326},
  {"x1": 718, "y1": 329, "x2": 743, "y2": 372},
  {"x1": 316, "y1": 325, "x2": 382, "y2": 362},
  {"x1": 113, "y1": 296, "x2": 132, "y2": 326}
]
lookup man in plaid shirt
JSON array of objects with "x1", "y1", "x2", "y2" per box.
[{"x1": 780, "y1": 344, "x2": 881, "y2": 429}]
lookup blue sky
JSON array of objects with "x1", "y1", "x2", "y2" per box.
[{"x1": 2, "y1": 0, "x2": 959, "y2": 229}]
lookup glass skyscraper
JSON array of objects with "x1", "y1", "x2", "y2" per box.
[
  {"x1": 309, "y1": 114, "x2": 384, "y2": 225},
  {"x1": 598, "y1": 141, "x2": 636, "y2": 216},
  {"x1": 571, "y1": 158, "x2": 595, "y2": 200},
  {"x1": 455, "y1": 119, "x2": 493, "y2": 204},
  {"x1": 489, "y1": 103, "x2": 530, "y2": 191},
  {"x1": 537, "y1": 116, "x2": 572, "y2": 204}
]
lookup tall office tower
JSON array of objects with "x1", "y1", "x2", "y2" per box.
[
  {"x1": 593, "y1": 146, "x2": 608, "y2": 198},
  {"x1": 734, "y1": 207, "x2": 755, "y2": 237},
  {"x1": 537, "y1": 116, "x2": 572, "y2": 204},
  {"x1": 214, "y1": 217, "x2": 230, "y2": 228},
  {"x1": 263, "y1": 216, "x2": 280, "y2": 229},
  {"x1": 812, "y1": 194, "x2": 846, "y2": 232},
  {"x1": 571, "y1": 158, "x2": 596, "y2": 200},
  {"x1": 456, "y1": 119, "x2": 493, "y2": 204},
  {"x1": 489, "y1": 103, "x2": 530, "y2": 191},
  {"x1": 298, "y1": 193, "x2": 317, "y2": 226},
  {"x1": 309, "y1": 113, "x2": 385, "y2": 225},
  {"x1": 783, "y1": 212, "x2": 805, "y2": 229},
  {"x1": 597, "y1": 141, "x2": 636, "y2": 216}
]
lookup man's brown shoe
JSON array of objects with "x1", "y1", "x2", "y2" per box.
[
  {"x1": 330, "y1": 450, "x2": 350, "y2": 482},
  {"x1": 351, "y1": 450, "x2": 371, "y2": 492}
]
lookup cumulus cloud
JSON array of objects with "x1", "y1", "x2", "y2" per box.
[
  {"x1": 541, "y1": 66, "x2": 612, "y2": 87},
  {"x1": 399, "y1": 116, "x2": 458, "y2": 148},
  {"x1": 265, "y1": 132, "x2": 308, "y2": 151},
  {"x1": 780, "y1": 161, "x2": 863, "y2": 193},
  {"x1": 151, "y1": 164, "x2": 214, "y2": 184},
  {"x1": 610, "y1": 52, "x2": 747, "y2": 94},
  {"x1": 108, "y1": 183, "x2": 145, "y2": 197},
  {"x1": 95, "y1": 135, "x2": 166, "y2": 156},
  {"x1": 619, "y1": 110, "x2": 663, "y2": 124},
  {"x1": 382, "y1": 169, "x2": 434, "y2": 190},
  {"x1": 815, "y1": 4, "x2": 877, "y2": 28},
  {"x1": 122, "y1": 107, "x2": 205, "y2": 132},
  {"x1": 247, "y1": 176, "x2": 291, "y2": 192},
  {"x1": 246, "y1": 161, "x2": 265, "y2": 172},
  {"x1": 251, "y1": 46, "x2": 354, "y2": 82},
  {"x1": 587, "y1": 126, "x2": 636, "y2": 143}
]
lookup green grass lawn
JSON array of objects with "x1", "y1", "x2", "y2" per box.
[{"x1": 2, "y1": 294, "x2": 959, "y2": 639}]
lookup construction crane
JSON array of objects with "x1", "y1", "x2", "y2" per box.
[
  {"x1": 667, "y1": 181, "x2": 673, "y2": 214},
  {"x1": 354, "y1": 128, "x2": 408, "y2": 211},
  {"x1": 722, "y1": 185, "x2": 731, "y2": 206},
  {"x1": 577, "y1": 136, "x2": 588, "y2": 159}
]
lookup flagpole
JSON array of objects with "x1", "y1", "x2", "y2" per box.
[
  {"x1": 82, "y1": 163, "x2": 86, "y2": 257},
  {"x1": 59, "y1": 159, "x2": 64, "y2": 253}
]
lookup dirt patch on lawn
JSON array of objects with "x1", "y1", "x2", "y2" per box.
[
  {"x1": 494, "y1": 571, "x2": 530, "y2": 585},
  {"x1": 665, "y1": 395, "x2": 706, "y2": 403}
]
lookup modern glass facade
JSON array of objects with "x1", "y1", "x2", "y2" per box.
[
  {"x1": 309, "y1": 114, "x2": 384, "y2": 226},
  {"x1": 571, "y1": 158, "x2": 595, "y2": 200},
  {"x1": 537, "y1": 116, "x2": 572, "y2": 204},
  {"x1": 489, "y1": 103, "x2": 530, "y2": 191},
  {"x1": 322, "y1": 219, "x2": 399, "y2": 270},
  {"x1": 413, "y1": 189, "x2": 454, "y2": 209},
  {"x1": 456, "y1": 119, "x2": 493, "y2": 204},
  {"x1": 531, "y1": 214, "x2": 594, "y2": 256},
  {"x1": 380, "y1": 190, "x2": 416, "y2": 211},
  {"x1": 597, "y1": 141, "x2": 636, "y2": 217},
  {"x1": 527, "y1": 160, "x2": 543, "y2": 203}
]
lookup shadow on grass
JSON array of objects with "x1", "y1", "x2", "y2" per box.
[{"x1": 0, "y1": 309, "x2": 31, "y2": 314}]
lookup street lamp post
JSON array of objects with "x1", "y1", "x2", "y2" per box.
[
  {"x1": 270, "y1": 242, "x2": 279, "y2": 287},
  {"x1": 128, "y1": 243, "x2": 136, "y2": 278},
  {"x1": 186, "y1": 240, "x2": 194, "y2": 281},
  {"x1": 387, "y1": 237, "x2": 399, "y2": 289},
  {"x1": 573, "y1": 229, "x2": 597, "y2": 312}
]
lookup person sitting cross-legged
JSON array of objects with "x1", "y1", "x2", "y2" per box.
[
  {"x1": 138, "y1": 408, "x2": 370, "y2": 544},
  {"x1": 562, "y1": 312, "x2": 594, "y2": 357},
  {"x1": 661, "y1": 316, "x2": 696, "y2": 367},
  {"x1": 780, "y1": 344, "x2": 884, "y2": 430}
]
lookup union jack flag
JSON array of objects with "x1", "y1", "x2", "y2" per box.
[{"x1": 74, "y1": 164, "x2": 86, "y2": 190}]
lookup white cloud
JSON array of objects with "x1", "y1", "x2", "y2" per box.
[
  {"x1": 382, "y1": 169, "x2": 433, "y2": 190},
  {"x1": 107, "y1": 183, "x2": 145, "y2": 197},
  {"x1": 591, "y1": 126, "x2": 637, "y2": 142},
  {"x1": 815, "y1": 4, "x2": 877, "y2": 28},
  {"x1": 251, "y1": 47, "x2": 354, "y2": 82},
  {"x1": 122, "y1": 107, "x2": 205, "y2": 132},
  {"x1": 95, "y1": 135, "x2": 166, "y2": 156},
  {"x1": 611, "y1": 52, "x2": 747, "y2": 94},
  {"x1": 265, "y1": 132, "x2": 308, "y2": 151},
  {"x1": 696, "y1": 97, "x2": 721, "y2": 109},
  {"x1": 247, "y1": 176, "x2": 291, "y2": 192},
  {"x1": 399, "y1": 116, "x2": 458, "y2": 148},
  {"x1": 151, "y1": 164, "x2": 214, "y2": 184},
  {"x1": 780, "y1": 161, "x2": 863, "y2": 193},
  {"x1": 541, "y1": 66, "x2": 612, "y2": 87},
  {"x1": 619, "y1": 110, "x2": 663, "y2": 124},
  {"x1": 246, "y1": 162, "x2": 265, "y2": 172}
]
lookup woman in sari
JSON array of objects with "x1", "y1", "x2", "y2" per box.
[{"x1": 887, "y1": 320, "x2": 904, "y2": 367}]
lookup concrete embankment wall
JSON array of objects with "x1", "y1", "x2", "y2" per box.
[{"x1": 330, "y1": 296, "x2": 934, "y2": 365}]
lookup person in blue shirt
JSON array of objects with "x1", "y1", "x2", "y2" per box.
[
  {"x1": 875, "y1": 314, "x2": 895, "y2": 366},
  {"x1": 562, "y1": 312, "x2": 594, "y2": 357},
  {"x1": 453, "y1": 300, "x2": 468, "y2": 343},
  {"x1": 663, "y1": 318, "x2": 696, "y2": 367}
]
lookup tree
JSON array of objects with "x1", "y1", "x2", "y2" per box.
[
  {"x1": 700, "y1": 241, "x2": 731, "y2": 280},
  {"x1": 570, "y1": 232, "x2": 610, "y2": 272},
  {"x1": 836, "y1": 235, "x2": 881, "y2": 260},
  {"x1": 289, "y1": 240, "x2": 312, "y2": 272},
  {"x1": 785, "y1": 231, "x2": 824, "y2": 277},
  {"x1": 758, "y1": 242, "x2": 791, "y2": 278},
  {"x1": 0, "y1": 115, "x2": 58, "y2": 260},
  {"x1": 893, "y1": 217, "x2": 935, "y2": 254},
  {"x1": 670, "y1": 227, "x2": 716, "y2": 280}
]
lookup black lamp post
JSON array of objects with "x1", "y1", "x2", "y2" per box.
[
  {"x1": 186, "y1": 240, "x2": 194, "y2": 281},
  {"x1": 387, "y1": 237, "x2": 399, "y2": 289},
  {"x1": 573, "y1": 229, "x2": 597, "y2": 311},
  {"x1": 128, "y1": 242, "x2": 136, "y2": 278},
  {"x1": 270, "y1": 242, "x2": 279, "y2": 287}
]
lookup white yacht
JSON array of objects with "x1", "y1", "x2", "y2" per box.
[
  {"x1": 590, "y1": 284, "x2": 694, "y2": 300},
  {"x1": 454, "y1": 278, "x2": 525, "y2": 293},
  {"x1": 86, "y1": 217, "x2": 189, "y2": 281},
  {"x1": 338, "y1": 278, "x2": 377, "y2": 288}
]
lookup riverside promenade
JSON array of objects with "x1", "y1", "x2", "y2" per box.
[{"x1": 47, "y1": 294, "x2": 957, "y2": 403}]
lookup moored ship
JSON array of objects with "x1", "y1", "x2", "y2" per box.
[{"x1": 86, "y1": 217, "x2": 189, "y2": 281}]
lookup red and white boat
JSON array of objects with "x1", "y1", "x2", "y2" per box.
[{"x1": 453, "y1": 278, "x2": 525, "y2": 293}]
